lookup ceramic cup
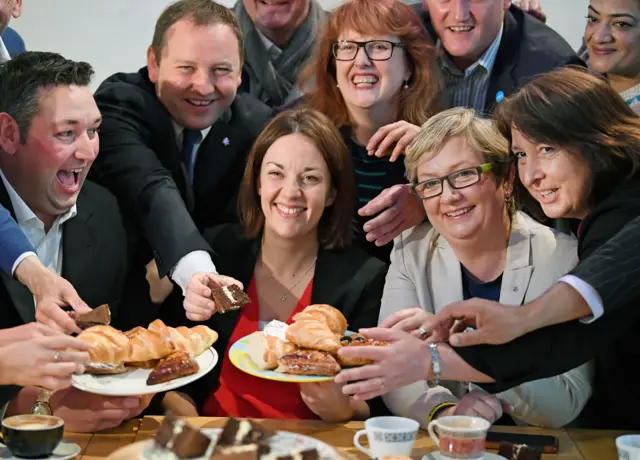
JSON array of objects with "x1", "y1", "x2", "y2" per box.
[
  {"x1": 427, "y1": 415, "x2": 490, "y2": 460},
  {"x1": 353, "y1": 416, "x2": 420, "y2": 458},
  {"x1": 1, "y1": 414, "x2": 64, "y2": 458},
  {"x1": 617, "y1": 435, "x2": 640, "y2": 460}
]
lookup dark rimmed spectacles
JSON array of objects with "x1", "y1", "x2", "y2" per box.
[
  {"x1": 412, "y1": 163, "x2": 493, "y2": 199},
  {"x1": 332, "y1": 40, "x2": 405, "y2": 61}
]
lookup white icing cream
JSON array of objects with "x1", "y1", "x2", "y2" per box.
[
  {"x1": 222, "y1": 285, "x2": 236, "y2": 303},
  {"x1": 263, "y1": 320, "x2": 290, "y2": 342},
  {"x1": 235, "y1": 420, "x2": 253, "y2": 443},
  {"x1": 87, "y1": 362, "x2": 121, "y2": 369},
  {"x1": 165, "y1": 420, "x2": 185, "y2": 450}
]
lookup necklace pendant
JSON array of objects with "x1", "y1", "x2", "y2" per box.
[{"x1": 280, "y1": 294, "x2": 287, "y2": 301}]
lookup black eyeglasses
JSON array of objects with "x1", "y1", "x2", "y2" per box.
[
  {"x1": 332, "y1": 40, "x2": 405, "y2": 61},
  {"x1": 412, "y1": 163, "x2": 493, "y2": 199}
]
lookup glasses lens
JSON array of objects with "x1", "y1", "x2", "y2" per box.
[
  {"x1": 450, "y1": 168, "x2": 480, "y2": 188},
  {"x1": 365, "y1": 41, "x2": 394, "y2": 60},
  {"x1": 415, "y1": 179, "x2": 442, "y2": 198},
  {"x1": 334, "y1": 41, "x2": 357, "y2": 60}
]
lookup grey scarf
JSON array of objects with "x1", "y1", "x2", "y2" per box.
[{"x1": 234, "y1": 0, "x2": 325, "y2": 107}]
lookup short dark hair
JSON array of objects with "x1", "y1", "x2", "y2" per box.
[
  {"x1": 495, "y1": 66, "x2": 640, "y2": 213},
  {"x1": 0, "y1": 51, "x2": 94, "y2": 143},
  {"x1": 151, "y1": 0, "x2": 244, "y2": 62},
  {"x1": 239, "y1": 107, "x2": 356, "y2": 250}
]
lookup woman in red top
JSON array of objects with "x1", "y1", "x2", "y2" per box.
[{"x1": 164, "y1": 107, "x2": 388, "y2": 422}]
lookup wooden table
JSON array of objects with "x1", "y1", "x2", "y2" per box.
[{"x1": 65, "y1": 417, "x2": 627, "y2": 460}]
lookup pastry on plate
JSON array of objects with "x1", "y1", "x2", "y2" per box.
[
  {"x1": 292, "y1": 304, "x2": 347, "y2": 335},
  {"x1": 147, "y1": 351, "x2": 200, "y2": 385},
  {"x1": 246, "y1": 331, "x2": 299, "y2": 370},
  {"x1": 276, "y1": 350, "x2": 341, "y2": 376},
  {"x1": 148, "y1": 319, "x2": 218, "y2": 357},
  {"x1": 285, "y1": 320, "x2": 340, "y2": 354},
  {"x1": 125, "y1": 326, "x2": 174, "y2": 366},
  {"x1": 77, "y1": 325, "x2": 130, "y2": 374},
  {"x1": 337, "y1": 333, "x2": 388, "y2": 367},
  {"x1": 211, "y1": 285, "x2": 251, "y2": 313}
]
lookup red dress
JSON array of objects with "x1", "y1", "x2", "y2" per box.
[{"x1": 202, "y1": 275, "x2": 318, "y2": 419}]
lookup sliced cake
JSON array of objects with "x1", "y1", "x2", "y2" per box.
[
  {"x1": 155, "y1": 412, "x2": 212, "y2": 458},
  {"x1": 211, "y1": 285, "x2": 251, "y2": 313},
  {"x1": 497, "y1": 442, "x2": 542, "y2": 460}
]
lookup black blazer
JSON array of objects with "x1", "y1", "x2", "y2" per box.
[
  {"x1": 0, "y1": 180, "x2": 131, "y2": 406},
  {"x1": 174, "y1": 223, "x2": 389, "y2": 416},
  {"x1": 414, "y1": 5, "x2": 583, "y2": 113},
  {"x1": 455, "y1": 177, "x2": 640, "y2": 429},
  {"x1": 90, "y1": 68, "x2": 274, "y2": 277}
]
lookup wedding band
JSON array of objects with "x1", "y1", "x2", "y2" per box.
[
  {"x1": 53, "y1": 352, "x2": 61, "y2": 362},
  {"x1": 417, "y1": 327, "x2": 428, "y2": 340}
]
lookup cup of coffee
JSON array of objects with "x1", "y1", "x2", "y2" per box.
[
  {"x1": 617, "y1": 435, "x2": 640, "y2": 460},
  {"x1": 354, "y1": 416, "x2": 420, "y2": 458},
  {"x1": 427, "y1": 415, "x2": 490, "y2": 460},
  {"x1": 1, "y1": 414, "x2": 64, "y2": 458}
]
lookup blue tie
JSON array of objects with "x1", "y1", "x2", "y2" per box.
[{"x1": 182, "y1": 129, "x2": 201, "y2": 184}]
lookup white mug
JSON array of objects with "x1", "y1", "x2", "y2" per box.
[
  {"x1": 427, "y1": 416, "x2": 490, "y2": 460},
  {"x1": 353, "y1": 416, "x2": 420, "y2": 458},
  {"x1": 617, "y1": 435, "x2": 640, "y2": 460}
]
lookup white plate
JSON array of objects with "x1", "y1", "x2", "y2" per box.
[
  {"x1": 140, "y1": 428, "x2": 339, "y2": 460},
  {"x1": 422, "y1": 453, "x2": 506, "y2": 460},
  {"x1": 71, "y1": 347, "x2": 218, "y2": 396},
  {"x1": 0, "y1": 440, "x2": 81, "y2": 460}
]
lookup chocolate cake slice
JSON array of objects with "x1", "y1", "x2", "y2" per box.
[
  {"x1": 267, "y1": 449, "x2": 320, "y2": 460},
  {"x1": 155, "y1": 412, "x2": 212, "y2": 458},
  {"x1": 216, "y1": 418, "x2": 272, "y2": 446},
  {"x1": 211, "y1": 285, "x2": 251, "y2": 313},
  {"x1": 497, "y1": 442, "x2": 542, "y2": 460},
  {"x1": 210, "y1": 442, "x2": 271, "y2": 460},
  {"x1": 74, "y1": 304, "x2": 111, "y2": 330}
]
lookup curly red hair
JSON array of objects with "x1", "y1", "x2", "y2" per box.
[{"x1": 299, "y1": 0, "x2": 442, "y2": 129}]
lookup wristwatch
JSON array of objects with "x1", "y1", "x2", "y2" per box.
[
  {"x1": 427, "y1": 342, "x2": 442, "y2": 388},
  {"x1": 31, "y1": 389, "x2": 53, "y2": 415}
]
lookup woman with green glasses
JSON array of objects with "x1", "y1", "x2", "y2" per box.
[{"x1": 375, "y1": 107, "x2": 593, "y2": 429}]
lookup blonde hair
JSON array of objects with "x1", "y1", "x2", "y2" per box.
[{"x1": 405, "y1": 107, "x2": 515, "y2": 215}]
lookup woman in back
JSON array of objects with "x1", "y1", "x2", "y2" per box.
[
  {"x1": 298, "y1": 0, "x2": 442, "y2": 262},
  {"x1": 582, "y1": 0, "x2": 640, "y2": 113}
]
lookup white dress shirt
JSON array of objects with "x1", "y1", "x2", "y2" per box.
[
  {"x1": 0, "y1": 171, "x2": 77, "y2": 283},
  {"x1": 169, "y1": 121, "x2": 218, "y2": 292}
]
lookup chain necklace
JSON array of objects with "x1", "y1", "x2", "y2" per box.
[{"x1": 260, "y1": 255, "x2": 317, "y2": 301}]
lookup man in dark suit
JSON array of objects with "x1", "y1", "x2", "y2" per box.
[
  {"x1": 417, "y1": 0, "x2": 582, "y2": 114},
  {"x1": 90, "y1": 0, "x2": 273, "y2": 326},
  {"x1": 0, "y1": 51, "x2": 151, "y2": 432}
]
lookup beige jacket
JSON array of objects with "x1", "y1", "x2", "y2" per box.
[{"x1": 380, "y1": 212, "x2": 593, "y2": 428}]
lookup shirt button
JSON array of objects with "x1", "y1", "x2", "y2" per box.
[{"x1": 513, "y1": 287, "x2": 518, "y2": 292}]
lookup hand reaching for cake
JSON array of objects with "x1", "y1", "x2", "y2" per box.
[
  {"x1": 184, "y1": 272, "x2": 246, "y2": 321},
  {"x1": 300, "y1": 381, "x2": 370, "y2": 423}
]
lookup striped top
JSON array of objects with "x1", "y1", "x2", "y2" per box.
[
  {"x1": 620, "y1": 82, "x2": 640, "y2": 115},
  {"x1": 439, "y1": 25, "x2": 504, "y2": 115},
  {"x1": 345, "y1": 134, "x2": 407, "y2": 263}
]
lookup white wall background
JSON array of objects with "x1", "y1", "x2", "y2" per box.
[{"x1": 12, "y1": 0, "x2": 588, "y2": 91}]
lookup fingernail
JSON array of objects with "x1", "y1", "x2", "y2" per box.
[
  {"x1": 124, "y1": 398, "x2": 139, "y2": 408},
  {"x1": 451, "y1": 335, "x2": 460, "y2": 346},
  {"x1": 204, "y1": 289, "x2": 211, "y2": 296},
  {"x1": 208, "y1": 302, "x2": 215, "y2": 309}
]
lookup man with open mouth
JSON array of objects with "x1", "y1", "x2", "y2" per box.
[{"x1": 90, "y1": 0, "x2": 273, "y2": 329}]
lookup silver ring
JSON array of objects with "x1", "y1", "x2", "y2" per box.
[
  {"x1": 53, "y1": 352, "x2": 61, "y2": 362},
  {"x1": 417, "y1": 327, "x2": 428, "y2": 340}
]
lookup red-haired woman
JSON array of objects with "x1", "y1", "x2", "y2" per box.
[{"x1": 298, "y1": 0, "x2": 442, "y2": 262}]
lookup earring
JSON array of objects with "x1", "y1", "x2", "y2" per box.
[
  {"x1": 336, "y1": 83, "x2": 340, "y2": 88},
  {"x1": 403, "y1": 80, "x2": 409, "y2": 89}
]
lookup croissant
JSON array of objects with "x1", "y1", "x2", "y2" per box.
[
  {"x1": 125, "y1": 326, "x2": 175, "y2": 363},
  {"x1": 292, "y1": 304, "x2": 347, "y2": 335},
  {"x1": 285, "y1": 320, "x2": 341, "y2": 354},
  {"x1": 78, "y1": 325, "x2": 130, "y2": 364},
  {"x1": 246, "y1": 331, "x2": 299, "y2": 370},
  {"x1": 148, "y1": 320, "x2": 218, "y2": 357}
]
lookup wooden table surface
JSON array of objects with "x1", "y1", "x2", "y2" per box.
[{"x1": 63, "y1": 417, "x2": 627, "y2": 460}]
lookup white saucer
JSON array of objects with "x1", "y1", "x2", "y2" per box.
[
  {"x1": 0, "y1": 440, "x2": 81, "y2": 459},
  {"x1": 422, "y1": 452, "x2": 506, "y2": 460}
]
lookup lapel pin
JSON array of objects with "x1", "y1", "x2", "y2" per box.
[
  {"x1": 222, "y1": 137, "x2": 230, "y2": 146},
  {"x1": 496, "y1": 90, "x2": 505, "y2": 103}
]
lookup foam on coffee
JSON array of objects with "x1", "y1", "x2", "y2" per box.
[{"x1": 2, "y1": 415, "x2": 62, "y2": 430}]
